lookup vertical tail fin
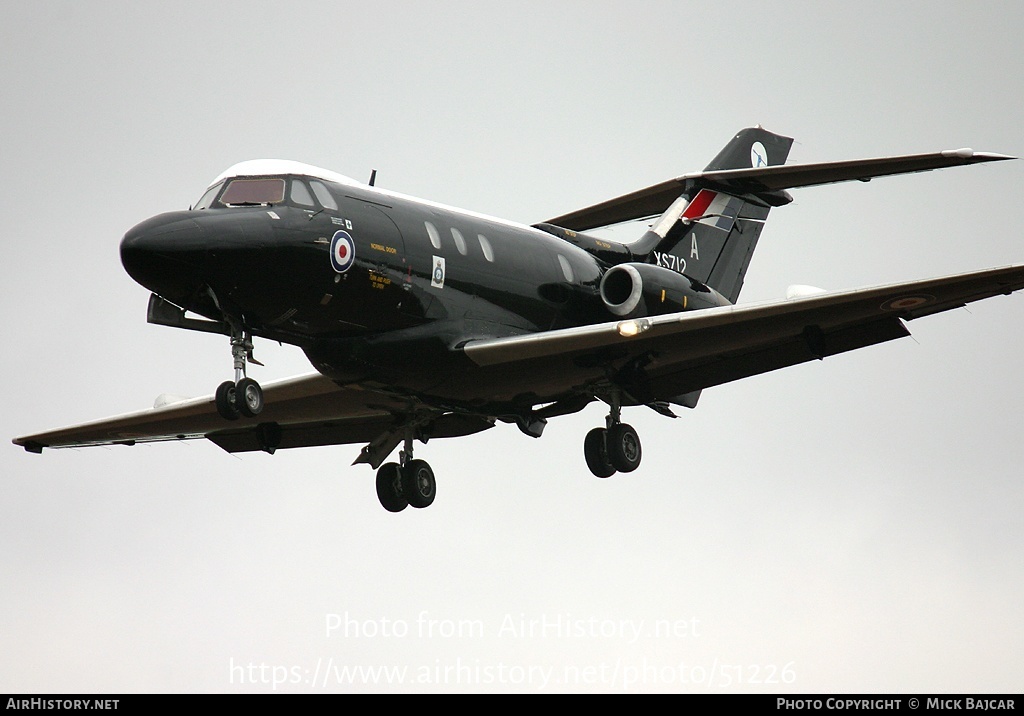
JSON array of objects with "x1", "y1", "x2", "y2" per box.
[
  {"x1": 704, "y1": 126, "x2": 794, "y2": 172},
  {"x1": 641, "y1": 127, "x2": 794, "y2": 303}
]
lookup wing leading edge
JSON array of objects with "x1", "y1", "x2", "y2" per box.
[{"x1": 462, "y1": 265, "x2": 1024, "y2": 402}]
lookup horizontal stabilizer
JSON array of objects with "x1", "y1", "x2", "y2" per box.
[{"x1": 547, "y1": 149, "x2": 1014, "y2": 231}]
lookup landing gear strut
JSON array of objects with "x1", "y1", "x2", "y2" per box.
[
  {"x1": 214, "y1": 326, "x2": 264, "y2": 421},
  {"x1": 583, "y1": 402, "x2": 642, "y2": 478},
  {"x1": 374, "y1": 433, "x2": 436, "y2": 512}
]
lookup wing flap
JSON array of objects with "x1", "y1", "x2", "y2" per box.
[
  {"x1": 206, "y1": 416, "x2": 398, "y2": 454},
  {"x1": 205, "y1": 411, "x2": 496, "y2": 455},
  {"x1": 641, "y1": 317, "x2": 910, "y2": 400}
]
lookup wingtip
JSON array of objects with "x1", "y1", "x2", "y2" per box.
[
  {"x1": 941, "y1": 148, "x2": 1016, "y2": 161},
  {"x1": 15, "y1": 439, "x2": 45, "y2": 454},
  {"x1": 975, "y1": 152, "x2": 1017, "y2": 161}
]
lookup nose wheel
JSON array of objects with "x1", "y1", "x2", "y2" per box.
[
  {"x1": 215, "y1": 377, "x2": 265, "y2": 420},
  {"x1": 214, "y1": 326, "x2": 265, "y2": 421}
]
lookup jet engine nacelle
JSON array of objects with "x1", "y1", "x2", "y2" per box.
[{"x1": 599, "y1": 262, "x2": 731, "y2": 318}]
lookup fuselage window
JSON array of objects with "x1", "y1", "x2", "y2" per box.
[
  {"x1": 220, "y1": 178, "x2": 285, "y2": 206},
  {"x1": 477, "y1": 234, "x2": 495, "y2": 262},
  {"x1": 451, "y1": 227, "x2": 468, "y2": 255},
  {"x1": 290, "y1": 179, "x2": 314, "y2": 207},
  {"x1": 558, "y1": 254, "x2": 574, "y2": 283},
  {"x1": 194, "y1": 182, "x2": 223, "y2": 210},
  {"x1": 309, "y1": 180, "x2": 338, "y2": 210},
  {"x1": 425, "y1": 221, "x2": 442, "y2": 249}
]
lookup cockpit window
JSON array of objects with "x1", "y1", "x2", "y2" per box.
[
  {"x1": 220, "y1": 178, "x2": 285, "y2": 205},
  {"x1": 194, "y1": 182, "x2": 223, "y2": 210},
  {"x1": 290, "y1": 179, "x2": 314, "y2": 207},
  {"x1": 309, "y1": 180, "x2": 338, "y2": 211}
]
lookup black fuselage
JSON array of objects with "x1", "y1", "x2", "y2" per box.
[{"x1": 120, "y1": 175, "x2": 619, "y2": 413}]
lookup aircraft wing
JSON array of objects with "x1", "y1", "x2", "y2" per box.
[
  {"x1": 462, "y1": 265, "x2": 1024, "y2": 403},
  {"x1": 14, "y1": 368, "x2": 496, "y2": 460},
  {"x1": 12, "y1": 373, "x2": 402, "y2": 455},
  {"x1": 547, "y1": 150, "x2": 1014, "y2": 231},
  {"x1": 18, "y1": 266, "x2": 1024, "y2": 455}
]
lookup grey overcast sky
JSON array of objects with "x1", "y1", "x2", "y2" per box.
[{"x1": 2, "y1": 1, "x2": 1022, "y2": 693}]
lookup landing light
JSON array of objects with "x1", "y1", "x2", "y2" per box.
[{"x1": 617, "y1": 318, "x2": 651, "y2": 337}]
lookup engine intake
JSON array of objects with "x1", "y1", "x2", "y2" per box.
[{"x1": 599, "y1": 262, "x2": 730, "y2": 317}]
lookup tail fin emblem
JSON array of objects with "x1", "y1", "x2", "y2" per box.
[{"x1": 751, "y1": 142, "x2": 768, "y2": 168}]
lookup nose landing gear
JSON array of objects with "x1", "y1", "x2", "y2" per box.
[{"x1": 214, "y1": 327, "x2": 265, "y2": 421}]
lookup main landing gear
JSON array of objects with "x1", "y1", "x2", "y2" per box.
[
  {"x1": 214, "y1": 327, "x2": 265, "y2": 421},
  {"x1": 375, "y1": 434, "x2": 436, "y2": 512},
  {"x1": 583, "y1": 403, "x2": 642, "y2": 478}
]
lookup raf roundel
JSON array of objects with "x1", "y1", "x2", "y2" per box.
[
  {"x1": 881, "y1": 294, "x2": 935, "y2": 312},
  {"x1": 330, "y1": 230, "x2": 356, "y2": 273}
]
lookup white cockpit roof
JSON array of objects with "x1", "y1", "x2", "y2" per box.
[
  {"x1": 209, "y1": 160, "x2": 362, "y2": 189},
  {"x1": 206, "y1": 158, "x2": 539, "y2": 235}
]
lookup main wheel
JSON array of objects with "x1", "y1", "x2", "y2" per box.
[
  {"x1": 402, "y1": 459, "x2": 436, "y2": 509},
  {"x1": 215, "y1": 381, "x2": 240, "y2": 421},
  {"x1": 236, "y1": 378, "x2": 264, "y2": 418},
  {"x1": 376, "y1": 463, "x2": 408, "y2": 513},
  {"x1": 607, "y1": 423, "x2": 642, "y2": 473},
  {"x1": 584, "y1": 427, "x2": 616, "y2": 478}
]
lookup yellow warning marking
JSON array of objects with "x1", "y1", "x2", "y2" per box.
[{"x1": 369, "y1": 271, "x2": 392, "y2": 290}]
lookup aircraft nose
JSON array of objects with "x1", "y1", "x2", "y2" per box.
[{"x1": 120, "y1": 211, "x2": 208, "y2": 304}]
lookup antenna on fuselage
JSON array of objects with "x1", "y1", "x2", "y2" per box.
[{"x1": 368, "y1": 169, "x2": 377, "y2": 187}]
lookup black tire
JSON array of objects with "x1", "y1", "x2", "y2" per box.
[
  {"x1": 607, "y1": 423, "x2": 642, "y2": 473},
  {"x1": 236, "y1": 378, "x2": 264, "y2": 418},
  {"x1": 215, "y1": 381, "x2": 240, "y2": 421},
  {"x1": 376, "y1": 463, "x2": 408, "y2": 513},
  {"x1": 583, "y1": 427, "x2": 616, "y2": 478},
  {"x1": 402, "y1": 459, "x2": 436, "y2": 508}
]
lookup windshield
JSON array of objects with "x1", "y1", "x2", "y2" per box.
[{"x1": 219, "y1": 178, "x2": 286, "y2": 206}]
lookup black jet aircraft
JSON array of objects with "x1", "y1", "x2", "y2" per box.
[{"x1": 14, "y1": 127, "x2": 1023, "y2": 512}]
